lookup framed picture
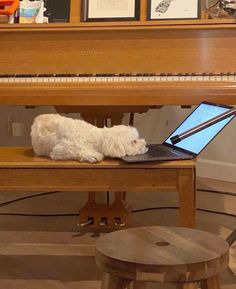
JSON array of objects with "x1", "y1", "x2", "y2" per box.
[
  {"x1": 82, "y1": 0, "x2": 140, "y2": 22},
  {"x1": 147, "y1": 0, "x2": 200, "y2": 20}
]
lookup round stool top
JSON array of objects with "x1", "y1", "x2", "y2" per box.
[{"x1": 95, "y1": 226, "x2": 229, "y2": 282}]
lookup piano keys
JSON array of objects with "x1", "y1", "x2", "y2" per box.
[
  {"x1": 0, "y1": 73, "x2": 236, "y2": 83},
  {"x1": 0, "y1": 72, "x2": 236, "y2": 106}
]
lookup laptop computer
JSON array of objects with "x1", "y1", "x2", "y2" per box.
[{"x1": 122, "y1": 101, "x2": 235, "y2": 163}]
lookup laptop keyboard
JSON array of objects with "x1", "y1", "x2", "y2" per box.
[{"x1": 148, "y1": 145, "x2": 183, "y2": 157}]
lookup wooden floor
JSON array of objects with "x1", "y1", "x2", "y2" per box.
[{"x1": 0, "y1": 177, "x2": 234, "y2": 289}]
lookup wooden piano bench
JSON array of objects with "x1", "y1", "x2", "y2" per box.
[
  {"x1": 95, "y1": 226, "x2": 229, "y2": 289},
  {"x1": 0, "y1": 147, "x2": 196, "y2": 229}
]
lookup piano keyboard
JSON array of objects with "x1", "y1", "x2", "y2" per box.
[{"x1": 0, "y1": 73, "x2": 236, "y2": 83}]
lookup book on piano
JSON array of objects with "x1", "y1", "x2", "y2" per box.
[{"x1": 44, "y1": 0, "x2": 70, "y2": 22}]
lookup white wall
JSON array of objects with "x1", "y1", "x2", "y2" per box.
[{"x1": 0, "y1": 105, "x2": 235, "y2": 182}]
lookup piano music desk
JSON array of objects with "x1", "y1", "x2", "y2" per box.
[{"x1": 0, "y1": 147, "x2": 196, "y2": 228}]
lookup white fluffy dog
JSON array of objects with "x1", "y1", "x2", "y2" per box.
[{"x1": 31, "y1": 114, "x2": 148, "y2": 163}]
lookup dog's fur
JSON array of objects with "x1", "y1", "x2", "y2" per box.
[{"x1": 31, "y1": 114, "x2": 148, "y2": 163}]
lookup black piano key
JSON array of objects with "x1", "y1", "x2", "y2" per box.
[
  {"x1": 15, "y1": 74, "x2": 36, "y2": 77},
  {"x1": 0, "y1": 74, "x2": 16, "y2": 78},
  {"x1": 119, "y1": 73, "x2": 129, "y2": 76},
  {"x1": 38, "y1": 74, "x2": 55, "y2": 77},
  {"x1": 95, "y1": 74, "x2": 110, "y2": 77},
  {"x1": 78, "y1": 74, "x2": 94, "y2": 77},
  {"x1": 55, "y1": 74, "x2": 77, "y2": 77}
]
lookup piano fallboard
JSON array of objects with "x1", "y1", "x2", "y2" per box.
[{"x1": 1, "y1": 24, "x2": 236, "y2": 75}]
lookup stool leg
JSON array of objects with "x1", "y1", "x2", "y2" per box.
[
  {"x1": 201, "y1": 275, "x2": 221, "y2": 289},
  {"x1": 101, "y1": 272, "x2": 131, "y2": 289},
  {"x1": 179, "y1": 282, "x2": 199, "y2": 289}
]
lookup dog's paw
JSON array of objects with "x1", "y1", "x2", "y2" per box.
[{"x1": 80, "y1": 152, "x2": 104, "y2": 163}]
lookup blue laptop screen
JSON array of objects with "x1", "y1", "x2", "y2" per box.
[{"x1": 165, "y1": 102, "x2": 235, "y2": 155}]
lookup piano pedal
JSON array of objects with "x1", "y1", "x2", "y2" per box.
[
  {"x1": 114, "y1": 217, "x2": 126, "y2": 227},
  {"x1": 77, "y1": 217, "x2": 94, "y2": 227},
  {"x1": 100, "y1": 217, "x2": 108, "y2": 226}
]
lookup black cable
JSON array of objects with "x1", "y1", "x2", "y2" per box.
[
  {"x1": 0, "y1": 191, "x2": 61, "y2": 208},
  {"x1": 0, "y1": 187, "x2": 233, "y2": 210},
  {"x1": 198, "y1": 207, "x2": 236, "y2": 218},
  {"x1": 0, "y1": 213, "x2": 80, "y2": 217},
  {"x1": 0, "y1": 206, "x2": 234, "y2": 218},
  {"x1": 132, "y1": 206, "x2": 236, "y2": 218},
  {"x1": 197, "y1": 188, "x2": 236, "y2": 197},
  {"x1": 132, "y1": 206, "x2": 178, "y2": 213}
]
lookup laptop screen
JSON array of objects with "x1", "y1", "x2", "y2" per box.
[{"x1": 165, "y1": 102, "x2": 235, "y2": 155}]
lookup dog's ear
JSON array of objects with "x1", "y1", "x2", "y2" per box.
[{"x1": 101, "y1": 134, "x2": 126, "y2": 158}]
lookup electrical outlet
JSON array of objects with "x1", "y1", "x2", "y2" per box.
[
  {"x1": 7, "y1": 115, "x2": 24, "y2": 137},
  {"x1": 11, "y1": 122, "x2": 24, "y2": 137}
]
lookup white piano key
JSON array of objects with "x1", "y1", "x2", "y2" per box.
[
  {"x1": 215, "y1": 76, "x2": 223, "y2": 81},
  {"x1": 227, "y1": 75, "x2": 235, "y2": 81}
]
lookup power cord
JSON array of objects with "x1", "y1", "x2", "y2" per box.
[
  {"x1": 132, "y1": 207, "x2": 236, "y2": 218},
  {"x1": 197, "y1": 188, "x2": 236, "y2": 197},
  {"x1": 0, "y1": 206, "x2": 234, "y2": 218},
  {"x1": 0, "y1": 188, "x2": 234, "y2": 217},
  {"x1": 0, "y1": 191, "x2": 61, "y2": 208},
  {"x1": 0, "y1": 213, "x2": 79, "y2": 217}
]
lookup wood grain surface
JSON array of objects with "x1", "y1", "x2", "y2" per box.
[{"x1": 96, "y1": 226, "x2": 229, "y2": 282}]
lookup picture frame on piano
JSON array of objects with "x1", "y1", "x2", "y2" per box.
[
  {"x1": 147, "y1": 0, "x2": 201, "y2": 20},
  {"x1": 82, "y1": 0, "x2": 140, "y2": 22}
]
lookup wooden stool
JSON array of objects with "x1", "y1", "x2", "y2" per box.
[{"x1": 95, "y1": 226, "x2": 229, "y2": 289}]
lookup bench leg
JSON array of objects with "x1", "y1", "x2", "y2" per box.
[
  {"x1": 178, "y1": 168, "x2": 196, "y2": 228},
  {"x1": 101, "y1": 272, "x2": 131, "y2": 289},
  {"x1": 201, "y1": 275, "x2": 221, "y2": 289}
]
